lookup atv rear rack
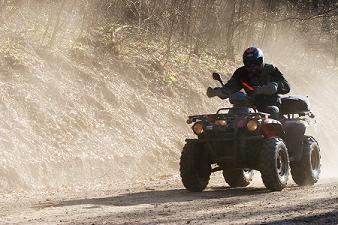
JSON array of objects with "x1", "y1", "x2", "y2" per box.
[{"x1": 282, "y1": 111, "x2": 315, "y2": 119}]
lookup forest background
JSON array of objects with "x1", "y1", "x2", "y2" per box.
[{"x1": 0, "y1": 0, "x2": 337, "y2": 192}]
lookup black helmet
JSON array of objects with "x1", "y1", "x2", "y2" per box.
[{"x1": 243, "y1": 47, "x2": 264, "y2": 66}]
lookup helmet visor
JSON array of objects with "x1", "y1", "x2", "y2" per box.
[{"x1": 244, "y1": 57, "x2": 263, "y2": 67}]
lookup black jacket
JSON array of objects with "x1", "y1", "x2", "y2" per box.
[{"x1": 223, "y1": 64, "x2": 290, "y2": 108}]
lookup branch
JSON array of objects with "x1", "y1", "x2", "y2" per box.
[{"x1": 274, "y1": 8, "x2": 336, "y2": 23}]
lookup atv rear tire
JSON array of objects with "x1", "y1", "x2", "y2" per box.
[
  {"x1": 223, "y1": 169, "x2": 254, "y2": 187},
  {"x1": 260, "y1": 138, "x2": 289, "y2": 191},
  {"x1": 290, "y1": 136, "x2": 321, "y2": 186},
  {"x1": 180, "y1": 142, "x2": 211, "y2": 192}
]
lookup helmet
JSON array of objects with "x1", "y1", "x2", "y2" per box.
[{"x1": 243, "y1": 47, "x2": 264, "y2": 66}]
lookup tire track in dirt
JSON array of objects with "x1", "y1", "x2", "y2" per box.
[{"x1": 0, "y1": 175, "x2": 336, "y2": 224}]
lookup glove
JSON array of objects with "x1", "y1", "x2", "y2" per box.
[
  {"x1": 207, "y1": 87, "x2": 217, "y2": 97},
  {"x1": 254, "y1": 82, "x2": 278, "y2": 95},
  {"x1": 207, "y1": 87, "x2": 229, "y2": 99}
]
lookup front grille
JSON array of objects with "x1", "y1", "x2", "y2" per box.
[
  {"x1": 226, "y1": 117, "x2": 236, "y2": 129},
  {"x1": 204, "y1": 129, "x2": 235, "y2": 137}
]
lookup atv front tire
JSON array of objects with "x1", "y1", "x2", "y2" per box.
[
  {"x1": 260, "y1": 138, "x2": 290, "y2": 191},
  {"x1": 290, "y1": 136, "x2": 321, "y2": 186},
  {"x1": 223, "y1": 169, "x2": 254, "y2": 187},
  {"x1": 180, "y1": 142, "x2": 211, "y2": 192}
]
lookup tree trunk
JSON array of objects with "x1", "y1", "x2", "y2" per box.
[
  {"x1": 48, "y1": 0, "x2": 67, "y2": 48},
  {"x1": 162, "y1": 0, "x2": 178, "y2": 66},
  {"x1": 245, "y1": 0, "x2": 256, "y2": 47},
  {"x1": 261, "y1": 0, "x2": 277, "y2": 49},
  {"x1": 225, "y1": 0, "x2": 237, "y2": 61},
  {"x1": 335, "y1": 7, "x2": 338, "y2": 67}
]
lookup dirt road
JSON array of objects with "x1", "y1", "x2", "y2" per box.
[{"x1": 0, "y1": 174, "x2": 337, "y2": 225}]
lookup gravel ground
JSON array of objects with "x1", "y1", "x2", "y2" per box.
[{"x1": 0, "y1": 174, "x2": 337, "y2": 225}]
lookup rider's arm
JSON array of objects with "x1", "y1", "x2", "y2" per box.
[
  {"x1": 272, "y1": 67, "x2": 290, "y2": 95},
  {"x1": 207, "y1": 69, "x2": 242, "y2": 99},
  {"x1": 223, "y1": 69, "x2": 243, "y2": 93},
  {"x1": 254, "y1": 82, "x2": 278, "y2": 95},
  {"x1": 207, "y1": 87, "x2": 229, "y2": 99},
  {"x1": 254, "y1": 66, "x2": 290, "y2": 95}
]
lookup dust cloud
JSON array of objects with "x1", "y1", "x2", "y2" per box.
[
  {"x1": 0, "y1": 3, "x2": 186, "y2": 194},
  {"x1": 265, "y1": 34, "x2": 338, "y2": 179},
  {"x1": 0, "y1": 2, "x2": 337, "y2": 194}
]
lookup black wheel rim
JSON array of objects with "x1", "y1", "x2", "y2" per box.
[
  {"x1": 311, "y1": 146, "x2": 320, "y2": 175},
  {"x1": 277, "y1": 148, "x2": 288, "y2": 178}
]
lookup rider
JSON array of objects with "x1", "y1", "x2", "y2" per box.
[{"x1": 207, "y1": 47, "x2": 290, "y2": 119}]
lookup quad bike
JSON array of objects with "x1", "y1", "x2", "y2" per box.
[{"x1": 180, "y1": 73, "x2": 321, "y2": 192}]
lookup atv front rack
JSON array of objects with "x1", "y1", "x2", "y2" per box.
[
  {"x1": 216, "y1": 107, "x2": 270, "y2": 117},
  {"x1": 187, "y1": 108, "x2": 270, "y2": 124}
]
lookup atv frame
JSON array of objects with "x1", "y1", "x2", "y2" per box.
[{"x1": 180, "y1": 98, "x2": 321, "y2": 192}]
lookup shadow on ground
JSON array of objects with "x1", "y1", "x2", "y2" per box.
[
  {"x1": 252, "y1": 210, "x2": 338, "y2": 225},
  {"x1": 34, "y1": 186, "x2": 268, "y2": 208}
]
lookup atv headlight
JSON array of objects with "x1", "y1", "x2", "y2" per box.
[
  {"x1": 215, "y1": 120, "x2": 227, "y2": 126},
  {"x1": 247, "y1": 120, "x2": 258, "y2": 132},
  {"x1": 192, "y1": 122, "x2": 204, "y2": 135}
]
